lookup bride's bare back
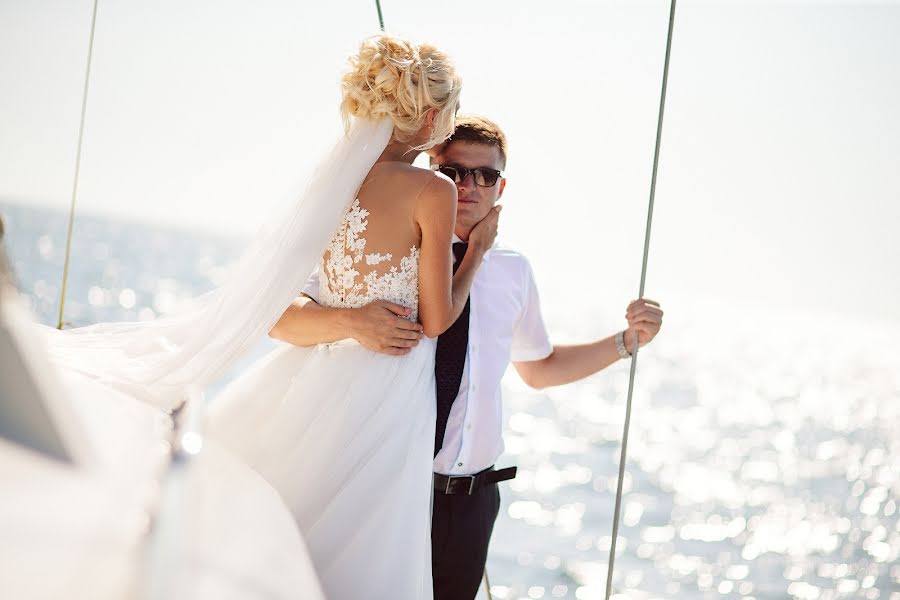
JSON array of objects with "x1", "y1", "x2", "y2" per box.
[{"x1": 319, "y1": 161, "x2": 457, "y2": 331}]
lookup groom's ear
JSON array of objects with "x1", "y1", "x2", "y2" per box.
[{"x1": 496, "y1": 177, "x2": 507, "y2": 199}]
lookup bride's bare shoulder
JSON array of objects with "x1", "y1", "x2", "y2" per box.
[
  {"x1": 368, "y1": 161, "x2": 428, "y2": 182},
  {"x1": 366, "y1": 162, "x2": 455, "y2": 202},
  {"x1": 411, "y1": 168, "x2": 456, "y2": 227}
]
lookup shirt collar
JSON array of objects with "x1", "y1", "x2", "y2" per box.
[{"x1": 452, "y1": 234, "x2": 495, "y2": 262}]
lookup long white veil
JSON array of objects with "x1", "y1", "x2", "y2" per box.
[{"x1": 38, "y1": 118, "x2": 394, "y2": 411}]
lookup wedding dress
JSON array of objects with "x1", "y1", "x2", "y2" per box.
[
  {"x1": 207, "y1": 196, "x2": 437, "y2": 599},
  {"x1": 39, "y1": 119, "x2": 394, "y2": 412},
  {"x1": 31, "y1": 118, "x2": 437, "y2": 597}
]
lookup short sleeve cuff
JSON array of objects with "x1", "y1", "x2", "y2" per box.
[
  {"x1": 301, "y1": 269, "x2": 321, "y2": 303},
  {"x1": 510, "y1": 343, "x2": 553, "y2": 363}
]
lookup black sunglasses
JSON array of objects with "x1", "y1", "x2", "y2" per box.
[{"x1": 431, "y1": 164, "x2": 505, "y2": 188}]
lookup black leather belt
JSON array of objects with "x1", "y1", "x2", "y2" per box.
[{"x1": 433, "y1": 466, "x2": 517, "y2": 495}]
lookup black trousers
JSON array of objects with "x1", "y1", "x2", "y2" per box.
[{"x1": 431, "y1": 481, "x2": 501, "y2": 600}]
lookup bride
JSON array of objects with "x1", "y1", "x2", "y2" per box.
[
  {"x1": 207, "y1": 35, "x2": 499, "y2": 598},
  {"x1": 41, "y1": 34, "x2": 489, "y2": 598}
]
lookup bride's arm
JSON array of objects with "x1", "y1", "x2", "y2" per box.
[
  {"x1": 269, "y1": 297, "x2": 424, "y2": 354},
  {"x1": 416, "y1": 174, "x2": 496, "y2": 338}
]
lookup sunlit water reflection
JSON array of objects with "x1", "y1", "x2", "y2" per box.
[
  {"x1": 2, "y1": 202, "x2": 898, "y2": 599},
  {"x1": 491, "y1": 290, "x2": 899, "y2": 599}
]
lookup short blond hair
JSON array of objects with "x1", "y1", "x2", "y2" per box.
[
  {"x1": 446, "y1": 115, "x2": 508, "y2": 167},
  {"x1": 341, "y1": 34, "x2": 461, "y2": 150}
]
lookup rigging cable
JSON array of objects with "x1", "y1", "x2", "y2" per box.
[
  {"x1": 56, "y1": 0, "x2": 100, "y2": 330},
  {"x1": 375, "y1": 0, "x2": 385, "y2": 32},
  {"x1": 604, "y1": 1, "x2": 677, "y2": 599}
]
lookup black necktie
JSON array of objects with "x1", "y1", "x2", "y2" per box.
[{"x1": 434, "y1": 242, "x2": 470, "y2": 456}]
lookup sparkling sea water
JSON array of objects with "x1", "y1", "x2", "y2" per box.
[{"x1": 2, "y1": 201, "x2": 898, "y2": 599}]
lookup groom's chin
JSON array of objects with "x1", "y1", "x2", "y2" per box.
[{"x1": 455, "y1": 204, "x2": 484, "y2": 224}]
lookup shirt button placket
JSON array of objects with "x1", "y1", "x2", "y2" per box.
[{"x1": 459, "y1": 291, "x2": 476, "y2": 475}]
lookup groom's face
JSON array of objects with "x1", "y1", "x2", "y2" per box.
[{"x1": 431, "y1": 140, "x2": 506, "y2": 239}]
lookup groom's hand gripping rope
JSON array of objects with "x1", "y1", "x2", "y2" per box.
[{"x1": 622, "y1": 298, "x2": 663, "y2": 351}]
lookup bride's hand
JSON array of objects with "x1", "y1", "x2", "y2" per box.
[
  {"x1": 348, "y1": 300, "x2": 424, "y2": 355},
  {"x1": 468, "y1": 204, "x2": 502, "y2": 256}
]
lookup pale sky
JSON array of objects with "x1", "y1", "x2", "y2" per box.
[{"x1": 1, "y1": 0, "x2": 898, "y2": 324}]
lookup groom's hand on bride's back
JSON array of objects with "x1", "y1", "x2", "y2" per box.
[{"x1": 349, "y1": 300, "x2": 425, "y2": 355}]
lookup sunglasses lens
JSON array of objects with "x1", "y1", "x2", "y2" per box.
[
  {"x1": 438, "y1": 165, "x2": 463, "y2": 183},
  {"x1": 437, "y1": 165, "x2": 500, "y2": 187},
  {"x1": 475, "y1": 169, "x2": 499, "y2": 187}
]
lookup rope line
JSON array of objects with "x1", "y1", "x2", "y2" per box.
[
  {"x1": 57, "y1": 0, "x2": 100, "y2": 330},
  {"x1": 375, "y1": 0, "x2": 385, "y2": 31},
  {"x1": 604, "y1": 1, "x2": 677, "y2": 599}
]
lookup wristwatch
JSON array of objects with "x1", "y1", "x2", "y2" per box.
[{"x1": 614, "y1": 330, "x2": 632, "y2": 359}]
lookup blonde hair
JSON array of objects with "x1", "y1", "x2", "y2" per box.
[{"x1": 341, "y1": 34, "x2": 461, "y2": 150}]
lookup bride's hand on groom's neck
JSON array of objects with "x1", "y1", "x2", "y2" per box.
[{"x1": 467, "y1": 205, "x2": 502, "y2": 257}]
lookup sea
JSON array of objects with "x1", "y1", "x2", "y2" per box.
[{"x1": 1, "y1": 200, "x2": 898, "y2": 600}]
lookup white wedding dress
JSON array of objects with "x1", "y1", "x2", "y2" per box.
[
  {"x1": 33, "y1": 119, "x2": 438, "y2": 598},
  {"x1": 207, "y1": 197, "x2": 437, "y2": 599}
]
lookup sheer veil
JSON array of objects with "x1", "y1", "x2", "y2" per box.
[{"x1": 38, "y1": 118, "x2": 394, "y2": 411}]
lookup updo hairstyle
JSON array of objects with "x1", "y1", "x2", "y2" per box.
[{"x1": 341, "y1": 34, "x2": 461, "y2": 150}]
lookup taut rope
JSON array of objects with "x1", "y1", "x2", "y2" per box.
[
  {"x1": 604, "y1": 1, "x2": 677, "y2": 599},
  {"x1": 56, "y1": 0, "x2": 100, "y2": 330}
]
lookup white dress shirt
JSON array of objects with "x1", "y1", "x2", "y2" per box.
[{"x1": 303, "y1": 239, "x2": 553, "y2": 477}]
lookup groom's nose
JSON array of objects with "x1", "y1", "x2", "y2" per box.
[{"x1": 457, "y1": 173, "x2": 477, "y2": 193}]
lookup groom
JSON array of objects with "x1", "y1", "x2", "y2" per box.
[{"x1": 270, "y1": 115, "x2": 663, "y2": 599}]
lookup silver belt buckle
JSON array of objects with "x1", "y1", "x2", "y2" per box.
[{"x1": 445, "y1": 475, "x2": 477, "y2": 495}]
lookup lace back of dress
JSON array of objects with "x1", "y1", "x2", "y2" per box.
[{"x1": 320, "y1": 199, "x2": 420, "y2": 321}]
